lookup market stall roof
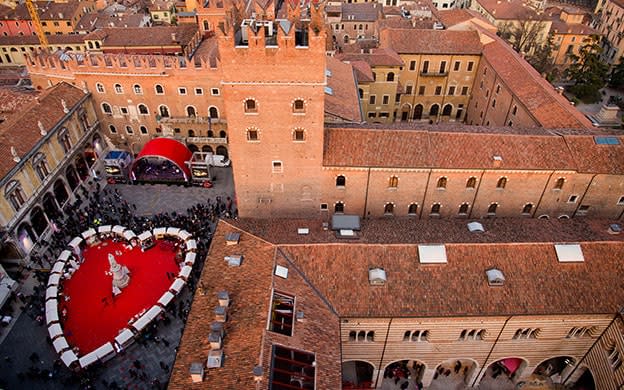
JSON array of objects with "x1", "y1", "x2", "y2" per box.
[{"x1": 131, "y1": 138, "x2": 192, "y2": 180}]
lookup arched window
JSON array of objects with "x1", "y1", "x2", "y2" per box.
[
  {"x1": 387, "y1": 72, "x2": 395, "y2": 81},
  {"x1": 429, "y1": 104, "x2": 439, "y2": 116},
  {"x1": 207, "y1": 130, "x2": 214, "y2": 137},
  {"x1": 133, "y1": 84, "x2": 142, "y2": 94},
  {"x1": 219, "y1": 130, "x2": 227, "y2": 138},
  {"x1": 336, "y1": 175, "x2": 346, "y2": 187},
  {"x1": 431, "y1": 203, "x2": 441, "y2": 214},
  {"x1": 138, "y1": 104, "x2": 149, "y2": 115},
  {"x1": 159, "y1": 105, "x2": 170, "y2": 118},
  {"x1": 155, "y1": 84, "x2": 164, "y2": 94},
  {"x1": 349, "y1": 331, "x2": 356, "y2": 341},
  {"x1": 388, "y1": 176, "x2": 399, "y2": 188},
  {"x1": 244, "y1": 98, "x2": 257, "y2": 113},
  {"x1": 554, "y1": 177, "x2": 565, "y2": 190},
  {"x1": 466, "y1": 177, "x2": 477, "y2": 188},
  {"x1": 139, "y1": 126, "x2": 148, "y2": 134},
  {"x1": 114, "y1": 83, "x2": 123, "y2": 94},
  {"x1": 95, "y1": 83, "x2": 105, "y2": 93},
  {"x1": 335, "y1": 201, "x2": 344, "y2": 213},
  {"x1": 186, "y1": 106, "x2": 196, "y2": 117},
  {"x1": 58, "y1": 128, "x2": 71, "y2": 153},
  {"x1": 203, "y1": 20, "x2": 209, "y2": 31},
  {"x1": 496, "y1": 177, "x2": 507, "y2": 189},
  {"x1": 188, "y1": 129, "x2": 195, "y2": 137},
  {"x1": 109, "y1": 124, "x2": 117, "y2": 134},
  {"x1": 32, "y1": 153, "x2": 49, "y2": 181},
  {"x1": 522, "y1": 203, "x2": 533, "y2": 214},
  {"x1": 125, "y1": 125, "x2": 133, "y2": 134},
  {"x1": 442, "y1": 104, "x2": 452, "y2": 116},
  {"x1": 209, "y1": 106, "x2": 219, "y2": 119},
  {"x1": 384, "y1": 203, "x2": 394, "y2": 215},
  {"x1": 5, "y1": 180, "x2": 26, "y2": 211},
  {"x1": 488, "y1": 203, "x2": 498, "y2": 214},
  {"x1": 436, "y1": 177, "x2": 447, "y2": 189},
  {"x1": 358, "y1": 88, "x2": 363, "y2": 99},
  {"x1": 413, "y1": 104, "x2": 423, "y2": 120},
  {"x1": 293, "y1": 128, "x2": 305, "y2": 141},
  {"x1": 459, "y1": 203, "x2": 469, "y2": 215},
  {"x1": 408, "y1": 203, "x2": 418, "y2": 215},
  {"x1": 292, "y1": 99, "x2": 305, "y2": 113},
  {"x1": 101, "y1": 102, "x2": 112, "y2": 115}
]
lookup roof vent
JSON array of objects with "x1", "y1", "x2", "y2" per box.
[
  {"x1": 208, "y1": 332, "x2": 222, "y2": 350},
  {"x1": 296, "y1": 310, "x2": 305, "y2": 322},
  {"x1": 492, "y1": 155, "x2": 503, "y2": 167},
  {"x1": 275, "y1": 264, "x2": 288, "y2": 279},
  {"x1": 368, "y1": 267, "x2": 387, "y2": 285},
  {"x1": 206, "y1": 349, "x2": 223, "y2": 368},
  {"x1": 297, "y1": 228, "x2": 309, "y2": 235},
  {"x1": 225, "y1": 232, "x2": 240, "y2": 245},
  {"x1": 217, "y1": 291, "x2": 229, "y2": 307},
  {"x1": 555, "y1": 243, "x2": 584, "y2": 262},
  {"x1": 608, "y1": 223, "x2": 622, "y2": 235},
  {"x1": 10, "y1": 146, "x2": 20, "y2": 163},
  {"x1": 467, "y1": 222, "x2": 485, "y2": 232},
  {"x1": 253, "y1": 366, "x2": 264, "y2": 382},
  {"x1": 324, "y1": 86, "x2": 334, "y2": 95},
  {"x1": 224, "y1": 254, "x2": 242, "y2": 267},
  {"x1": 485, "y1": 268, "x2": 505, "y2": 286},
  {"x1": 418, "y1": 244, "x2": 447, "y2": 264},
  {"x1": 214, "y1": 305, "x2": 227, "y2": 322},
  {"x1": 61, "y1": 99, "x2": 69, "y2": 113},
  {"x1": 189, "y1": 362, "x2": 204, "y2": 382},
  {"x1": 38, "y1": 120, "x2": 47, "y2": 136}
]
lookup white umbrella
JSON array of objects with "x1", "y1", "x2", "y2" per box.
[
  {"x1": 58, "y1": 250, "x2": 72, "y2": 262},
  {"x1": 48, "y1": 323, "x2": 63, "y2": 340},
  {"x1": 81, "y1": 228, "x2": 96, "y2": 239},
  {"x1": 53, "y1": 337, "x2": 70, "y2": 353},
  {"x1": 112, "y1": 225, "x2": 126, "y2": 234},
  {"x1": 179, "y1": 265, "x2": 192, "y2": 280},
  {"x1": 60, "y1": 350, "x2": 78, "y2": 367},
  {"x1": 186, "y1": 240, "x2": 197, "y2": 250},
  {"x1": 184, "y1": 252, "x2": 196, "y2": 266},
  {"x1": 45, "y1": 286, "x2": 58, "y2": 301}
]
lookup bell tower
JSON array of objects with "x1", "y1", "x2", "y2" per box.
[{"x1": 219, "y1": 3, "x2": 327, "y2": 218}]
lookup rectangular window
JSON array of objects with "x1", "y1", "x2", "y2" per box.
[
  {"x1": 270, "y1": 345, "x2": 315, "y2": 389},
  {"x1": 120, "y1": 107, "x2": 128, "y2": 115},
  {"x1": 409, "y1": 60, "x2": 416, "y2": 71},
  {"x1": 435, "y1": 86, "x2": 442, "y2": 95},
  {"x1": 454, "y1": 61, "x2": 460, "y2": 71},
  {"x1": 178, "y1": 87, "x2": 187, "y2": 95},
  {"x1": 379, "y1": 112, "x2": 389, "y2": 118},
  {"x1": 577, "y1": 205, "x2": 590, "y2": 215},
  {"x1": 448, "y1": 86, "x2": 455, "y2": 95},
  {"x1": 461, "y1": 86, "x2": 468, "y2": 95},
  {"x1": 369, "y1": 95, "x2": 376, "y2": 105},
  {"x1": 405, "y1": 85, "x2": 413, "y2": 95},
  {"x1": 439, "y1": 61, "x2": 446, "y2": 73},
  {"x1": 272, "y1": 161, "x2": 283, "y2": 173},
  {"x1": 211, "y1": 88, "x2": 220, "y2": 96},
  {"x1": 367, "y1": 112, "x2": 376, "y2": 118},
  {"x1": 194, "y1": 88, "x2": 203, "y2": 95},
  {"x1": 269, "y1": 291, "x2": 294, "y2": 336},
  {"x1": 382, "y1": 95, "x2": 389, "y2": 105},
  {"x1": 422, "y1": 60, "x2": 429, "y2": 73},
  {"x1": 418, "y1": 86, "x2": 426, "y2": 95}
]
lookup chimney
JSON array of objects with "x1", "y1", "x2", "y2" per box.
[
  {"x1": 492, "y1": 155, "x2": 503, "y2": 168},
  {"x1": 171, "y1": 32, "x2": 177, "y2": 42}
]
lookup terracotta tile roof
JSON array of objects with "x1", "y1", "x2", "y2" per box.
[
  {"x1": 0, "y1": 34, "x2": 85, "y2": 45},
  {"x1": 76, "y1": 12, "x2": 150, "y2": 31},
  {"x1": 341, "y1": 2, "x2": 382, "y2": 22},
  {"x1": 192, "y1": 36, "x2": 219, "y2": 66},
  {"x1": 0, "y1": 83, "x2": 86, "y2": 180},
  {"x1": 436, "y1": 9, "x2": 474, "y2": 27},
  {"x1": 148, "y1": 0, "x2": 176, "y2": 11},
  {"x1": 337, "y1": 47, "x2": 404, "y2": 67},
  {"x1": 379, "y1": 28, "x2": 482, "y2": 55},
  {"x1": 549, "y1": 18, "x2": 598, "y2": 35},
  {"x1": 473, "y1": 0, "x2": 543, "y2": 20},
  {"x1": 350, "y1": 60, "x2": 375, "y2": 83},
  {"x1": 169, "y1": 221, "x2": 341, "y2": 389},
  {"x1": 479, "y1": 30, "x2": 594, "y2": 129},
  {"x1": 323, "y1": 126, "x2": 580, "y2": 170},
  {"x1": 0, "y1": 0, "x2": 82, "y2": 20},
  {"x1": 325, "y1": 56, "x2": 363, "y2": 123},
  {"x1": 282, "y1": 241, "x2": 624, "y2": 317},
  {"x1": 563, "y1": 135, "x2": 624, "y2": 174},
  {"x1": 85, "y1": 25, "x2": 198, "y2": 47},
  {"x1": 231, "y1": 217, "x2": 624, "y2": 246},
  {"x1": 378, "y1": 16, "x2": 435, "y2": 30}
]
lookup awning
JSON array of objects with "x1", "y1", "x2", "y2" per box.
[
  {"x1": 112, "y1": 225, "x2": 126, "y2": 234},
  {"x1": 58, "y1": 250, "x2": 72, "y2": 262},
  {"x1": 60, "y1": 349, "x2": 78, "y2": 367},
  {"x1": 166, "y1": 227, "x2": 180, "y2": 236},
  {"x1": 184, "y1": 252, "x2": 196, "y2": 266},
  {"x1": 131, "y1": 138, "x2": 192, "y2": 181},
  {"x1": 81, "y1": 228, "x2": 96, "y2": 239},
  {"x1": 500, "y1": 358, "x2": 523, "y2": 375},
  {"x1": 138, "y1": 231, "x2": 153, "y2": 242},
  {"x1": 68, "y1": 237, "x2": 83, "y2": 249},
  {"x1": 98, "y1": 225, "x2": 112, "y2": 233},
  {"x1": 53, "y1": 337, "x2": 70, "y2": 353}
]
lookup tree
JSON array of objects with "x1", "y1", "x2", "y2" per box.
[
  {"x1": 609, "y1": 57, "x2": 624, "y2": 89},
  {"x1": 498, "y1": 19, "x2": 549, "y2": 54},
  {"x1": 566, "y1": 36, "x2": 608, "y2": 102},
  {"x1": 526, "y1": 33, "x2": 555, "y2": 75}
]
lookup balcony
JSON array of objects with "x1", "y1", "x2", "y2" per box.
[
  {"x1": 419, "y1": 71, "x2": 448, "y2": 77},
  {"x1": 186, "y1": 136, "x2": 227, "y2": 144},
  {"x1": 157, "y1": 116, "x2": 226, "y2": 125}
]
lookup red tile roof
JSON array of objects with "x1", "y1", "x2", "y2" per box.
[
  {"x1": 325, "y1": 56, "x2": 363, "y2": 122},
  {"x1": 380, "y1": 28, "x2": 482, "y2": 55},
  {"x1": 169, "y1": 221, "x2": 341, "y2": 389},
  {"x1": 85, "y1": 25, "x2": 198, "y2": 47},
  {"x1": 337, "y1": 47, "x2": 404, "y2": 67},
  {"x1": 350, "y1": 60, "x2": 375, "y2": 83},
  {"x1": 563, "y1": 135, "x2": 624, "y2": 174},
  {"x1": 341, "y1": 2, "x2": 382, "y2": 22},
  {"x1": 473, "y1": 0, "x2": 543, "y2": 20},
  {"x1": 478, "y1": 29, "x2": 594, "y2": 129},
  {"x1": 0, "y1": 83, "x2": 86, "y2": 180}
]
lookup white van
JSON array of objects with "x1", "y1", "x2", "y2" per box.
[{"x1": 210, "y1": 154, "x2": 231, "y2": 167}]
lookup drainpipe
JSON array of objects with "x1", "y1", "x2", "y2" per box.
[
  {"x1": 374, "y1": 318, "x2": 394, "y2": 388},
  {"x1": 533, "y1": 170, "x2": 555, "y2": 218},
  {"x1": 419, "y1": 169, "x2": 432, "y2": 219},
  {"x1": 363, "y1": 167, "x2": 371, "y2": 219},
  {"x1": 572, "y1": 174, "x2": 598, "y2": 217},
  {"x1": 468, "y1": 169, "x2": 485, "y2": 218},
  {"x1": 471, "y1": 315, "x2": 513, "y2": 387}
]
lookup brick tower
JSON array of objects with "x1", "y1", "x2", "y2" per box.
[{"x1": 219, "y1": 1, "x2": 327, "y2": 218}]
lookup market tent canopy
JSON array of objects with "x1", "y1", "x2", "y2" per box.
[
  {"x1": 131, "y1": 138, "x2": 192, "y2": 181},
  {"x1": 500, "y1": 358, "x2": 523, "y2": 375}
]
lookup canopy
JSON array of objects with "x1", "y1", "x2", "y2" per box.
[
  {"x1": 81, "y1": 228, "x2": 97, "y2": 239},
  {"x1": 184, "y1": 252, "x2": 196, "y2": 266},
  {"x1": 58, "y1": 250, "x2": 72, "y2": 262},
  {"x1": 68, "y1": 236, "x2": 83, "y2": 249},
  {"x1": 131, "y1": 138, "x2": 192, "y2": 180},
  {"x1": 138, "y1": 231, "x2": 153, "y2": 241},
  {"x1": 157, "y1": 291, "x2": 174, "y2": 307},
  {"x1": 46, "y1": 308, "x2": 59, "y2": 324},
  {"x1": 79, "y1": 351, "x2": 99, "y2": 368},
  {"x1": 178, "y1": 230, "x2": 191, "y2": 241},
  {"x1": 48, "y1": 273, "x2": 61, "y2": 287},
  {"x1": 169, "y1": 278, "x2": 185, "y2": 294},
  {"x1": 51, "y1": 261, "x2": 65, "y2": 274},
  {"x1": 114, "y1": 328, "x2": 135, "y2": 347},
  {"x1": 179, "y1": 265, "x2": 192, "y2": 280},
  {"x1": 186, "y1": 240, "x2": 197, "y2": 250},
  {"x1": 45, "y1": 286, "x2": 58, "y2": 301},
  {"x1": 53, "y1": 337, "x2": 70, "y2": 353},
  {"x1": 45, "y1": 299, "x2": 58, "y2": 314},
  {"x1": 166, "y1": 227, "x2": 180, "y2": 236},
  {"x1": 131, "y1": 312, "x2": 152, "y2": 332},
  {"x1": 123, "y1": 230, "x2": 137, "y2": 241},
  {"x1": 112, "y1": 225, "x2": 126, "y2": 234},
  {"x1": 500, "y1": 358, "x2": 523, "y2": 375},
  {"x1": 98, "y1": 225, "x2": 112, "y2": 233},
  {"x1": 48, "y1": 323, "x2": 63, "y2": 340},
  {"x1": 153, "y1": 227, "x2": 167, "y2": 237},
  {"x1": 94, "y1": 342, "x2": 115, "y2": 359},
  {"x1": 145, "y1": 305, "x2": 163, "y2": 321},
  {"x1": 60, "y1": 349, "x2": 78, "y2": 367}
]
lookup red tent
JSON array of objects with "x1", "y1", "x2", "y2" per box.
[
  {"x1": 500, "y1": 358, "x2": 523, "y2": 375},
  {"x1": 131, "y1": 138, "x2": 192, "y2": 181}
]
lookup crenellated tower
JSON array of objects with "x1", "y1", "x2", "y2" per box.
[{"x1": 218, "y1": 3, "x2": 327, "y2": 217}]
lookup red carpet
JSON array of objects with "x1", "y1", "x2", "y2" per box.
[{"x1": 60, "y1": 239, "x2": 180, "y2": 353}]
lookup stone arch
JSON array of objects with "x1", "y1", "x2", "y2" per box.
[
  {"x1": 342, "y1": 360, "x2": 376, "y2": 388},
  {"x1": 202, "y1": 145, "x2": 213, "y2": 153},
  {"x1": 478, "y1": 357, "x2": 528, "y2": 386},
  {"x1": 53, "y1": 179, "x2": 69, "y2": 206},
  {"x1": 16, "y1": 222, "x2": 36, "y2": 254},
  {"x1": 74, "y1": 154, "x2": 89, "y2": 180},
  {"x1": 400, "y1": 103, "x2": 411, "y2": 121},
  {"x1": 216, "y1": 145, "x2": 228, "y2": 157},
  {"x1": 413, "y1": 104, "x2": 423, "y2": 120},
  {"x1": 29, "y1": 205, "x2": 48, "y2": 237},
  {"x1": 532, "y1": 356, "x2": 576, "y2": 384},
  {"x1": 382, "y1": 359, "x2": 427, "y2": 387},
  {"x1": 65, "y1": 165, "x2": 80, "y2": 190},
  {"x1": 188, "y1": 144, "x2": 199, "y2": 153},
  {"x1": 432, "y1": 358, "x2": 478, "y2": 386},
  {"x1": 42, "y1": 192, "x2": 60, "y2": 221}
]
